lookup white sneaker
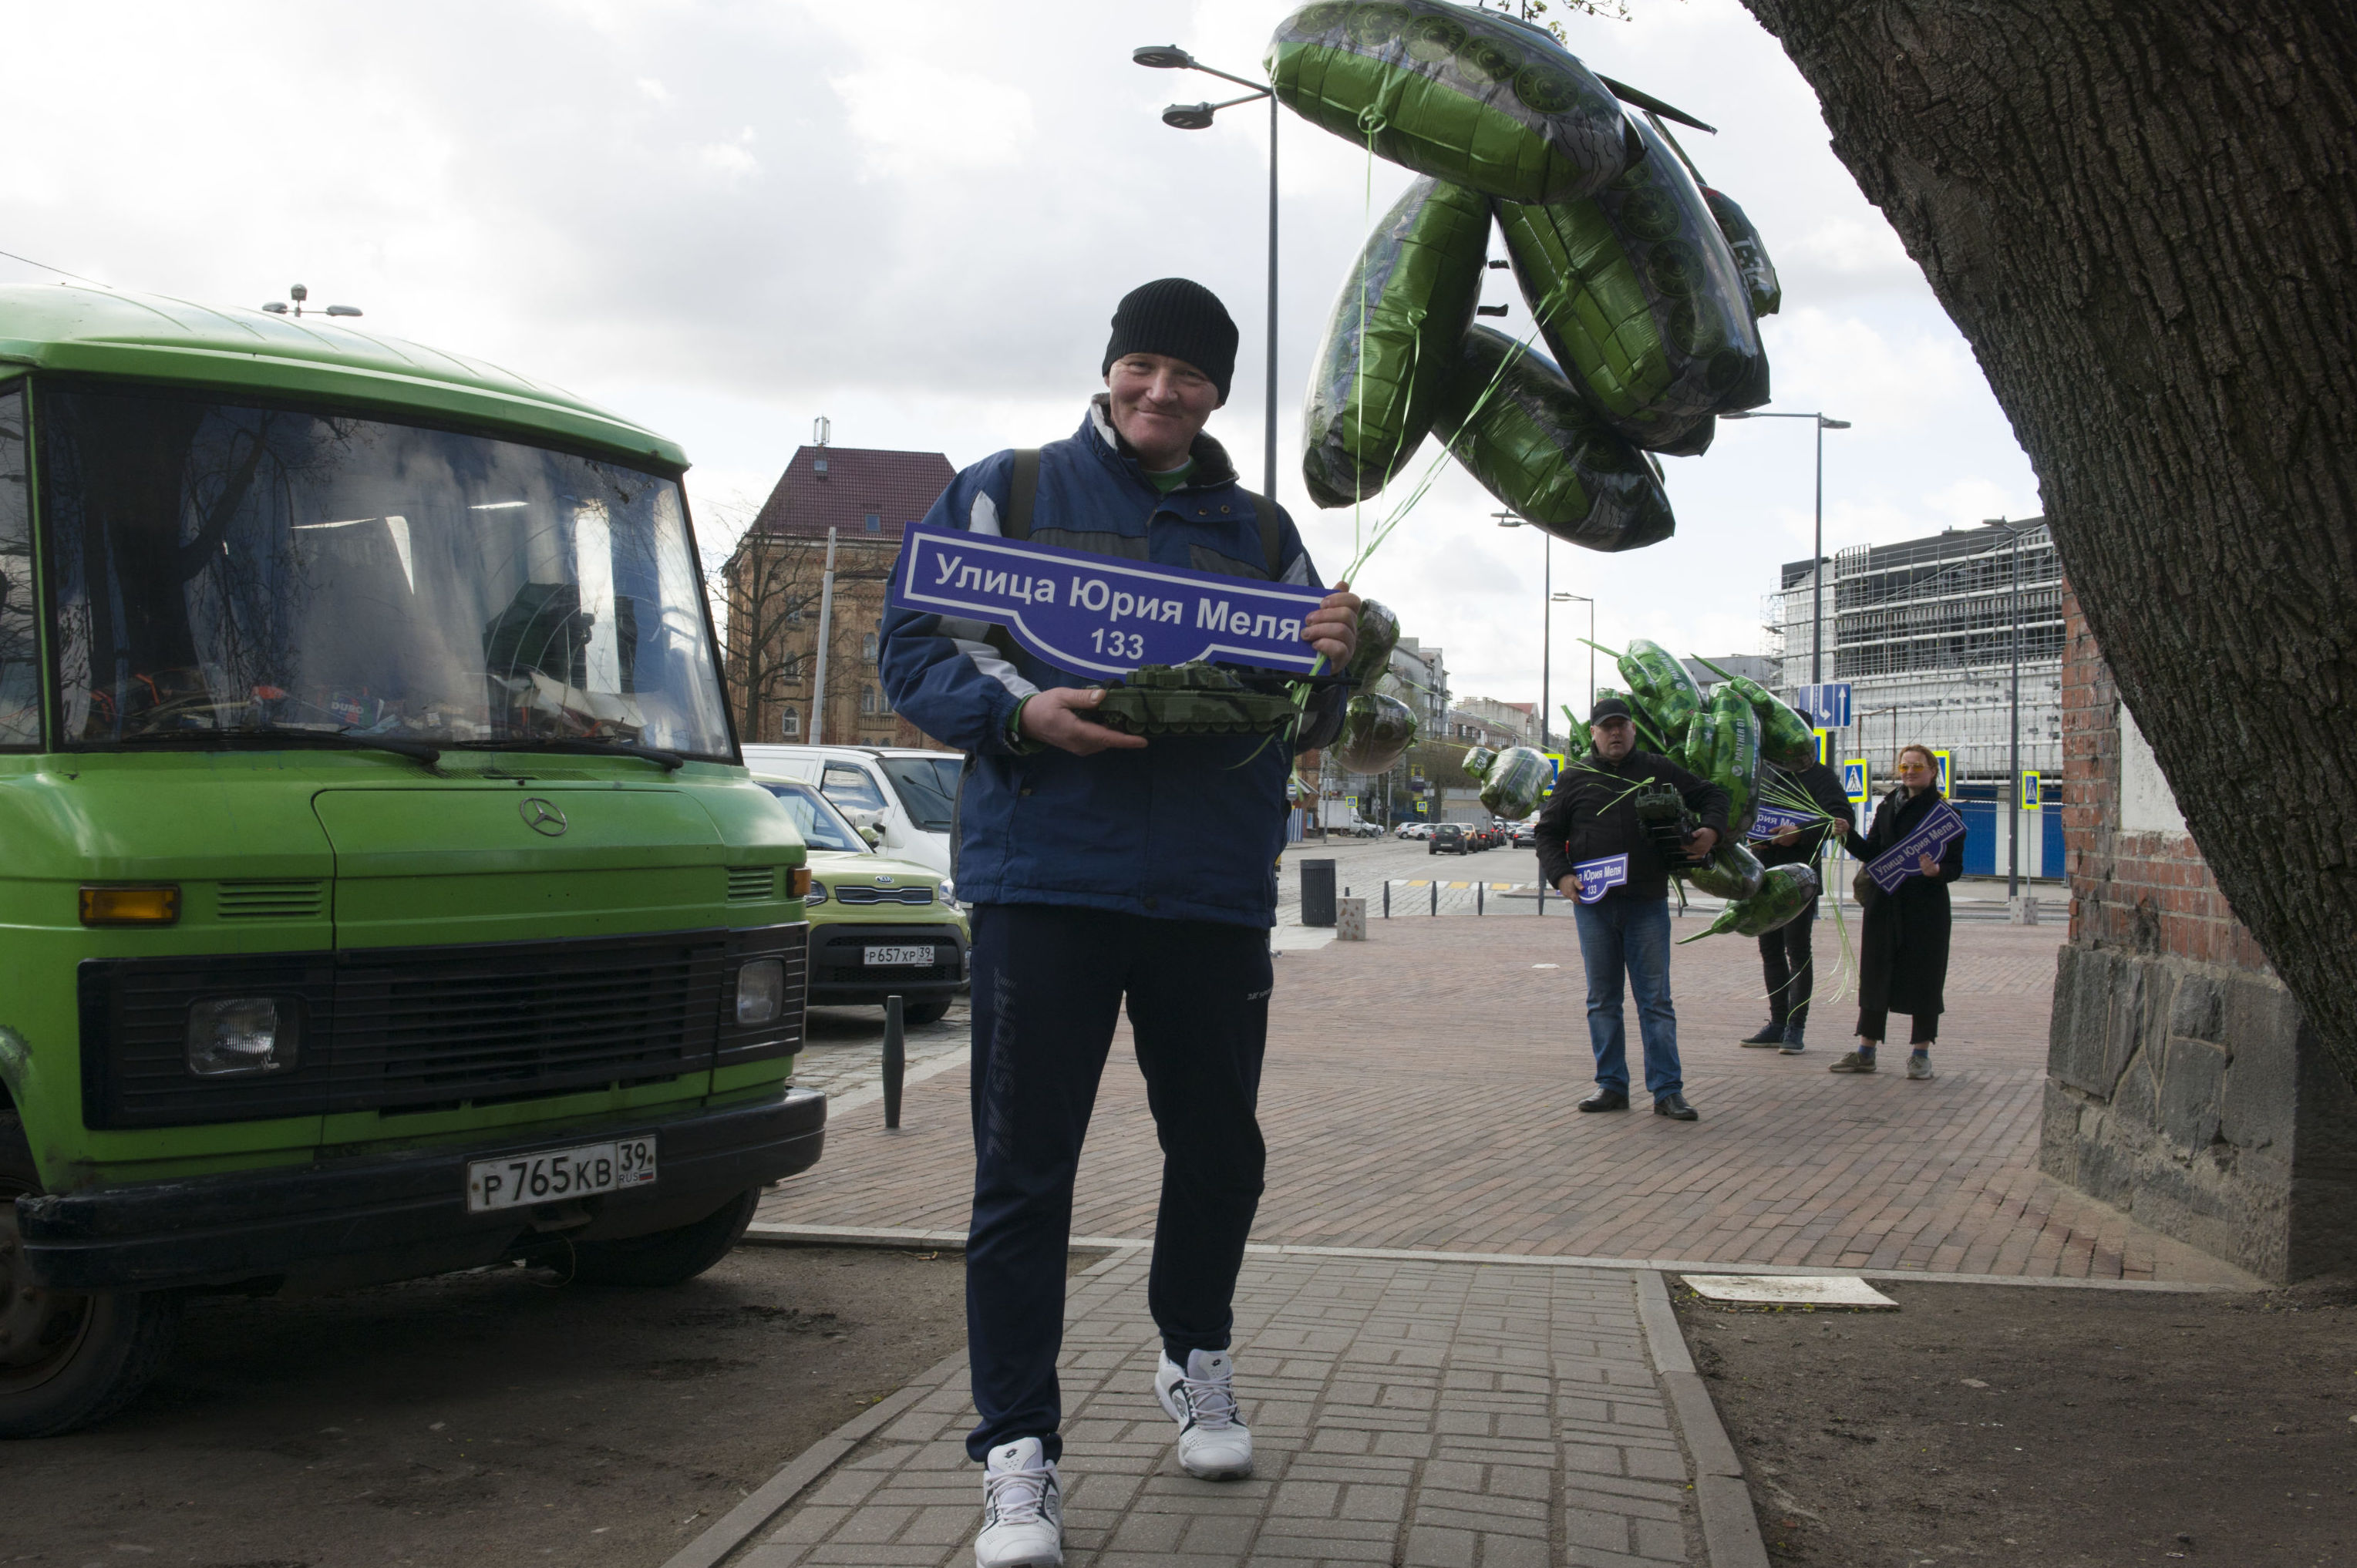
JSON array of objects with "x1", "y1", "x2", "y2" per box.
[
  {"x1": 975, "y1": 1436, "x2": 1062, "y2": 1568},
  {"x1": 1153, "y1": 1348, "x2": 1254, "y2": 1480}
]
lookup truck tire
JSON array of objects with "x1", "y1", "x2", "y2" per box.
[
  {"x1": 564, "y1": 1186, "x2": 759, "y2": 1288},
  {"x1": 899, "y1": 999, "x2": 952, "y2": 1027},
  {"x1": 0, "y1": 1112, "x2": 181, "y2": 1438}
]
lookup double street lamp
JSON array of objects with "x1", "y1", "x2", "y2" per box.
[
  {"x1": 1134, "y1": 44, "x2": 1279, "y2": 499},
  {"x1": 1722, "y1": 409, "x2": 1850, "y2": 685}
]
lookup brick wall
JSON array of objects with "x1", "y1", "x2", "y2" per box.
[
  {"x1": 2043, "y1": 577, "x2": 2355, "y2": 1280},
  {"x1": 2058, "y1": 583, "x2": 2270, "y2": 970}
]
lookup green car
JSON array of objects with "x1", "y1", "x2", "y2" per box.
[
  {"x1": 0, "y1": 285, "x2": 823, "y2": 1438},
  {"x1": 753, "y1": 777, "x2": 969, "y2": 1027}
]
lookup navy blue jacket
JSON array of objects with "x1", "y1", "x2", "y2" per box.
[{"x1": 879, "y1": 399, "x2": 1341, "y2": 927}]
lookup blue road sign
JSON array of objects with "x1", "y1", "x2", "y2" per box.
[
  {"x1": 1796, "y1": 681, "x2": 1854, "y2": 729},
  {"x1": 2022, "y1": 770, "x2": 2041, "y2": 809},
  {"x1": 889, "y1": 523, "x2": 1329, "y2": 678},
  {"x1": 1840, "y1": 759, "x2": 1868, "y2": 803}
]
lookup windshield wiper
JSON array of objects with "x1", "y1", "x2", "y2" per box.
[
  {"x1": 449, "y1": 736, "x2": 685, "y2": 771},
  {"x1": 104, "y1": 728, "x2": 443, "y2": 769}
]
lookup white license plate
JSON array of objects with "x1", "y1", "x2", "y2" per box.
[
  {"x1": 466, "y1": 1138, "x2": 656, "y2": 1213},
  {"x1": 864, "y1": 944, "x2": 934, "y2": 967}
]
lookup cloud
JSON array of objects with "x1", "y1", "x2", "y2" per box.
[{"x1": 830, "y1": 62, "x2": 1036, "y2": 180}]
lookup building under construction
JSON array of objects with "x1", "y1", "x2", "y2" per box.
[{"x1": 1766, "y1": 518, "x2": 2062, "y2": 790}]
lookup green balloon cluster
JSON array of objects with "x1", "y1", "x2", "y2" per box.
[{"x1": 1273, "y1": 0, "x2": 1781, "y2": 552}]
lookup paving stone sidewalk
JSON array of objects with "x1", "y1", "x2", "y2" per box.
[
  {"x1": 766, "y1": 918, "x2": 2246, "y2": 1284},
  {"x1": 716, "y1": 1248, "x2": 1707, "y2": 1568}
]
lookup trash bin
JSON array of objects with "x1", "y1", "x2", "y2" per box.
[{"x1": 1300, "y1": 858, "x2": 1337, "y2": 927}]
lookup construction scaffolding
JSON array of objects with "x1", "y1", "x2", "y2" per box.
[{"x1": 1763, "y1": 520, "x2": 2062, "y2": 786}]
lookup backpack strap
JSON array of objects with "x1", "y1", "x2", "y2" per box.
[
  {"x1": 1004, "y1": 448, "x2": 1040, "y2": 541},
  {"x1": 982, "y1": 450, "x2": 1041, "y2": 668},
  {"x1": 1237, "y1": 486, "x2": 1285, "y2": 580}
]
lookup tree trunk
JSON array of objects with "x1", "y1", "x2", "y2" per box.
[{"x1": 1739, "y1": 0, "x2": 2357, "y2": 1091}]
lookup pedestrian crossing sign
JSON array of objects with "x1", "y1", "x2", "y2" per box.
[
  {"x1": 1840, "y1": 759, "x2": 1868, "y2": 803},
  {"x1": 2022, "y1": 770, "x2": 2041, "y2": 809},
  {"x1": 1933, "y1": 749, "x2": 1953, "y2": 796},
  {"x1": 1813, "y1": 727, "x2": 1833, "y2": 766}
]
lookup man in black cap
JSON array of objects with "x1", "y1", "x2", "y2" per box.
[
  {"x1": 881, "y1": 279, "x2": 1359, "y2": 1568},
  {"x1": 1534, "y1": 697, "x2": 1730, "y2": 1122},
  {"x1": 1738, "y1": 755, "x2": 1857, "y2": 1055}
]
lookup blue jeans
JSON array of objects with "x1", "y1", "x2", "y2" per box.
[{"x1": 1573, "y1": 896, "x2": 1682, "y2": 1096}]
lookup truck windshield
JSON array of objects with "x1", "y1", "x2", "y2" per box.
[
  {"x1": 878, "y1": 755, "x2": 960, "y2": 831},
  {"x1": 39, "y1": 385, "x2": 733, "y2": 758}
]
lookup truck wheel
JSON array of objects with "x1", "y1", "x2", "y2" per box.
[
  {"x1": 564, "y1": 1186, "x2": 759, "y2": 1288},
  {"x1": 0, "y1": 1113, "x2": 181, "y2": 1438},
  {"x1": 899, "y1": 999, "x2": 952, "y2": 1027}
]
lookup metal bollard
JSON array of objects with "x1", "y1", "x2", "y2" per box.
[
  {"x1": 1477, "y1": 882, "x2": 1484, "y2": 917},
  {"x1": 1430, "y1": 880, "x2": 1437, "y2": 917},
  {"x1": 883, "y1": 994, "x2": 905, "y2": 1129},
  {"x1": 1383, "y1": 880, "x2": 1389, "y2": 919}
]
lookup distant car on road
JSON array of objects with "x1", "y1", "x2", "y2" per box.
[
  {"x1": 1429, "y1": 823, "x2": 1468, "y2": 855},
  {"x1": 1512, "y1": 822, "x2": 1537, "y2": 847}
]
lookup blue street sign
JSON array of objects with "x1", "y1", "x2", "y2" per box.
[
  {"x1": 890, "y1": 523, "x2": 1330, "y2": 678},
  {"x1": 1840, "y1": 759, "x2": 1868, "y2": 803},
  {"x1": 1796, "y1": 681, "x2": 1853, "y2": 729},
  {"x1": 1933, "y1": 749, "x2": 1953, "y2": 796},
  {"x1": 2022, "y1": 770, "x2": 2041, "y2": 809}
]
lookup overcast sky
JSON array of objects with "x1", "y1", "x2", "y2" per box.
[{"x1": 3, "y1": 0, "x2": 2042, "y2": 725}]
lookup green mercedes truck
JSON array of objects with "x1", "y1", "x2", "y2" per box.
[{"x1": 0, "y1": 286, "x2": 823, "y2": 1437}]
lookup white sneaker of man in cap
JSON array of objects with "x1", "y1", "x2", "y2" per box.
[{"x1": 884, "y1": 278, "x2": 1356, "y2": 1568}]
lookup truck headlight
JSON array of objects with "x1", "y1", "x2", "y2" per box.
[
  {"x1": 187, "y1": 998, "x2": 294, "y2": 1076},
  {"x1": 735, "y1": 958, "x2": 786, "y2": 1025}
]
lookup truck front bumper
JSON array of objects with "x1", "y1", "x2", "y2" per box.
[{"x1": 17, "y1": 1089, "x2": 826, "y2": 1294}]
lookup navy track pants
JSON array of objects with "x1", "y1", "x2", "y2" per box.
[{"x1": 963, "y1": 902, "x2": 1271, "y2": 1462}]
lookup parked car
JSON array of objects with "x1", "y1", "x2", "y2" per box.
[
  {"x1": 754, "y1": 779, "x2": 968, "y2": 1025},
  {"x1": 1430, "y1": 824, "x2": 1468, "y2": 855},
  {"x1": 1512, "y1": 821, "x2": 1538, "y2": 847},
  {"x1": 1396, "y1": 822, "x2": 1433, "y2": 840},
  {"x1": 0, "y1": 285, "x2": 823, "y2": 1439},
  {"x1": 741, "y1": 745, "x2": 961, "y2": 877}
]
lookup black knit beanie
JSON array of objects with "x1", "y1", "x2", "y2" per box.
[{"x1": 1101, "y1": 278, "x2": 1238, "y2": 402}]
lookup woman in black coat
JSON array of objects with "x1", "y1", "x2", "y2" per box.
[{"x1": 1830, "y1": 744, "x2": 1965, "y2": 1079}]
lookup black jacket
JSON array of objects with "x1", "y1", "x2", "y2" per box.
[
  {"x1": 1844, "y1": 786, "x2": 1966, "y2": 1015},
  {"x1": 1754, "y1": 760, "x2": 1855, "y2": 869},
  {"x1": 1535, "y1": 749, "x2": 1731, "y2": 903}
]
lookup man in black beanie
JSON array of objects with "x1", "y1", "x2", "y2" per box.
[{"x1": 880, "y1": 279, "x2": 1359, "y2": 1568}]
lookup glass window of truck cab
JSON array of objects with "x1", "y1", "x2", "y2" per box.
[
  {"x1": 31, "y1": 383, "x2": 733, "y2": 757},
  {"x1": 0, "y1": 387, "x2": 35, "y2": 745}
]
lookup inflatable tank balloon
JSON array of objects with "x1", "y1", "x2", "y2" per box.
[
  {"x1": 1265, "y1": 1, "x2": 1634, "y2": 205},
  {"x1": 1086, "y1": 665, "x2": 1307, "y2": 736},
  {"x1": 1429, "y1": 326, "x2": 1674, "y2": 552},
  {"x1": 1702, "y1": 187, "x2": 1781, "y2": 318},
  {"x1": 1684, "y1": 837, "x2": 1766, "y2": 902},
  {"x1": 1497, "y1": 113, "x2": 1768, "y2": 451},
  {"x1": 1679, "y1": 863, "x2": 1819, "y2": 943},
  {"x1": 1345, "y1": 598, "x2": 1403, "y2": 692},
  {"x1": 1329, "y1": 691, "x2": 1419, "y2": 774},
  {"x1": 1303, "y1": 176, "x2": 1490, "y2": 506},
  {"x1": 1479, "y1": 744, "x2": 1554, "y2": 819},
  {"x1": 1706, "y1": 685, "x2": 1761, "y2": 830},
  {"x1": 1461, "y1": 745, "x2": 1497, "y2": 781}
]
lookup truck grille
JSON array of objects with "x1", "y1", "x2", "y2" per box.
[
  {"x1": 217, "y1": 880, "x2": 327, "y2": 920},
  {"x1": 726, "y1": 866, "x2": 776, "y2": 901},
  {"x1": 79, "y1": 925, "x2": 808, "y2": 1129}
]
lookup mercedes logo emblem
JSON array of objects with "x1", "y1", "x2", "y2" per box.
[{"x1": 520, "y1": 797, "x2": 569, "y2": 836}]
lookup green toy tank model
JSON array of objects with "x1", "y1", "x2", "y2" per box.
[{"x1": 1083, "y1": 663, "x2": 1312, "y2": 736}]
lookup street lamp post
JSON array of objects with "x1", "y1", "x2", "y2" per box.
[
  {"x1": 1722, "y1": 410, "x2": 1851, "y2": 686},
  {"x1": 1136, "y1": 45, "x2": 1279, "y2": 500},
  {"x1": 1985, "y1": 518, "x2": 2033, "y2": 900},
  {"x1": 1558, "y1": 593, "x2": 1596, "y2": 723}
]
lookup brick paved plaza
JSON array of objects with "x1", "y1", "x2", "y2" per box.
[
  {"x1": 761, "y1": 910, "x2": 2244, "y2": 1284},
  {"x1": 692, "y1": 1250, "x2": 1725, "y2": 1568}
]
